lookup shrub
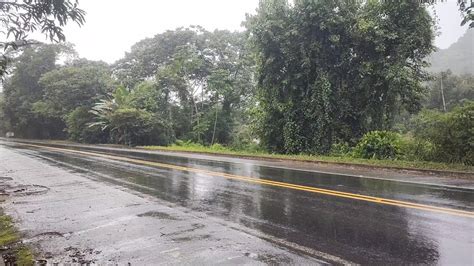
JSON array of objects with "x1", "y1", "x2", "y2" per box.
[
  {"x1": 230, "y1": 124, "x2": 261, "y2": 152},
  {"x1": 66, "y1": 107, "x2": 109, "y2": 143},
  {"x1": 172, "y1": 140, "x2": 205, "y2": 149},
  {"x1": 353, "y1": 131, "x2": 402, "y2": 160},
  {"x1": 329, "y1": 142, "x2": 352, "y2": 157},
  {"x1": 411, "y1": 101, "x2": 473, "y2": 165},
  {"x1": 109, "y1": 108, "x2": 173, "y2": 146},
  {"x1": 399, "y1": 135, "x2": 435, "y2": 161},
  {"x1": 173, "y1": 139, "x2": 186, "y2": 146},
  {"x1": 209, "y1": 143, "x2": 226, "y2": 151}
]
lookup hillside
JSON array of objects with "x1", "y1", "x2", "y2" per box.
[{"x1": 428, "y1": 28, "x2": 474, "y2": 74}]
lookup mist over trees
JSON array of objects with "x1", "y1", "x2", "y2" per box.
[
  {"x1": 0, "y1": 0, "x2": 472, "y2": 165},
  {"x1": 428, "y1": 29, "x2": 474, "y2": 75}
]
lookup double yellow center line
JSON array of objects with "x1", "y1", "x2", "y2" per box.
[{"x1": 22, "y1": 143, "x2": 474, "y2": 218}]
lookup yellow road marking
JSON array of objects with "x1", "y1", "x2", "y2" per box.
[{"x1": 21, "y1": 143, "x2": 474, "y2": 218}]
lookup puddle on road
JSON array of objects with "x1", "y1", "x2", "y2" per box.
[
  {"x1": 137, "y1": 211, "x2": 180, "y2": 220},
  {"x1": 171, "y1": 234, "x2": 211, "y2": 243},
  {"x1": 6, "y1": 185, "x2": 49, "y2": 196}
]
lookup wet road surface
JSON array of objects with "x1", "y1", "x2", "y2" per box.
[{"x1": 1, "y1": 141, "x2": 473, "y2": 264}]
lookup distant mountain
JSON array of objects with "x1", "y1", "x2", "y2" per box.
[{"x1": 427, "y1": 29, "x2": 473, "y2": 75}]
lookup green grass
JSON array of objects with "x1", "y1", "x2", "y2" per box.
[
  {"x1": 0, "y1": 215, "x2": 18, "y2": 246},
  {"x1": 0, "y1": 211, "x2": 34, "y2": 265},
  {"x1": 140, "y1": 144, "x2": 473, "y2": 173}
]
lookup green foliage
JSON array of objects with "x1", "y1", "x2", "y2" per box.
[
  {"x1": 399, "y1": 135, "x2": 435, "y2": 162},
  {"x1": 112, "y1": 85, "x2": 131, "y2": 107},
  {"x1": 0, "y1": 0, "x2": 85, "y2": 78},
  {"x1": 107, "y1": 108, "x2": 173, "y2": 146},
  {"x1": 66, "y1": 107, "x2": 108, "y2": 143},
  {"x1": 116, "y1": 27, "x2": 255, "y2": 145},
  {"x1": 38, "y1": 60, "x2": 115, "y2": 116},
  {"x1": 0, "y1": 94, "x2": 10, "y2": 135},
  {"x1": 0, "y1": 215, "x2": 18, "y2": 246},
  {"x1": 329, "y1": 142, "x2": 352, "y2": 157},
  {"x1": 87, "y1": 86, "x2": 174, "y2": 146},
  {"x1": 424, "y1": 71, "x2": 474, "y2": 111},
  {"x1": 209, "y1": 143, "x2": 227, "y2": 151},
  {"x1": 230, "y1": 123, "x2": 261, "y2": 152},
  {"x1": 457, "y1": 0, "x2": 474, "y2": 27},
  {"x1": 2, "y1": 44, "x2": 71, "y2": 139},
  {"x1": 141, "y1": 144, "x2": 473, "y2": 172},
  {"x1": 129, "y1": 82, "x2": 168, "y2": 114},
  {"x1": 166, "y1": 139, "x2": 262, "y2": 154},
  {"x1": 15, "y1": 247, "x2": 34, "y2": 266},
  {"x1": 353, "y1": 131, "x2": 403, "y2": 160},
  {"x1": 3, "y1": 51, "x2": 113, "y2": 140},
  {"x1": 0, "y1": 212, "x2": 34, "y2": 265},
  {"x1": 246, "y1": 0, "x2": 434, "y2": 155},
  {"x1": 411, "y1": 102, "x2": 474, "y2": 165}
]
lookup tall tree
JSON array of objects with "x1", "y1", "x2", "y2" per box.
[
  {"x1": 246, "y1": 0, "x2": 434, "y2": 154},
  {"x1": 113, "y1": 26, "x2": 208, "y2": 89},
  {"x1": 116, "y1": 27, "x2": 255, "y2": 145},
  {"x1": 36, "y1": 59, "x2": 114, "y2": 117},
  {"x1": 2, "y1": 44, "x2": 70, "y2": 138}
]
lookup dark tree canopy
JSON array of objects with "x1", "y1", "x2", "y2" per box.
[
  {"x1": 246, "y1": 0, "x2": 435, "y2": 154},
  {"x1": 458, "y1": 0, "x2": 474, "y2": 27},
  {"x1": 2, "y1": 44, "x2": 67, "y2": 138},
  {"x1": 114, "y1": 27, "x2": 255, "y2": 145},
  {"x1": 1, "y1": 1, "x2": 470, "y2": 166},
  {"x1": 0, "y1": 0, "x2": 85, "y2": 78}
]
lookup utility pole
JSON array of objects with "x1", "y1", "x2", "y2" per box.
[{"x1": 440, "y1": 73, "x2": 447, "y2": 112}]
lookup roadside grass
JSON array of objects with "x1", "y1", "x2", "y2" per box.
[
  {"x1": 140, "y1": 144, "x2": 473, "y2": 173},
  {"x1": 0, "y1": 215, "x2": 18, "y2": 245},
  {"x1": 0, "y1": 211, "x2": 34, "y2": 265}
]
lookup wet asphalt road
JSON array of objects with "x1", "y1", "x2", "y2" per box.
[{"x1": 2, "y1": 141, "x2": 474, "y2": 264}]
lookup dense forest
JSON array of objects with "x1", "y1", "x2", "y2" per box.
[{"x1": 0, "y1": 0, "x2": 472, "y2": 165}]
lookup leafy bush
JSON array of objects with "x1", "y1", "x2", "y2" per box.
[
  {"x1": 66, "y1": 107, "x2": 109, "y2": 143},
  {"x1": 173, "y1": 139, "x2": 186, "y2": 146},
  {"x1": 399, "y1": 135, "x2": 435, "y2": 162},
  {"x1": 353, "y1": 131, "x2": 402, "y2": 160},
  {"x1": 209, "y1": 143, "x2": 226, "y2": 151},
  {"x1": 170, "y1": 141, "x2": 228, "y2": 152},
  {"x1": 109, "y1": 108, "x2": 173, "y2": 146},
  {"x1": 173, "y1": 140, "x2": 205, "y2": 148},
  {"x1": 230, "y1": 124, "x2": 262, "y2": 152},
  {"x1": 411, "y1": 101, "x2": 473, "y2": 165},
  {"x1": 329, "y1": 142, "x2": 352, "y2": 157}
]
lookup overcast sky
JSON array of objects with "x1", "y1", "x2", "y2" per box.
[{"x1": 57, "y1": 0, "x2": 468, "y2": 64}]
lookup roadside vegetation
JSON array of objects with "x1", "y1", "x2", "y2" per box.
[
  {"x1": 0, "y1": 1, "x2": 472, "y2": 172},
  {"x1": 0, "y1": 211, "x2": 35, "y2": 265},
  {"x1": 141, "y1": 139, "x2": 473, "y2": 173}
]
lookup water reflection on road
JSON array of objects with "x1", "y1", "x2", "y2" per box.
[{"x1": 13, "y1": 146, "x2": 474, "y2": 264}]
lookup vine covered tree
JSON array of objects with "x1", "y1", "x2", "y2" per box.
[{"x1": 246, "y1": 0, "x2": 435, "y2": 154}]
